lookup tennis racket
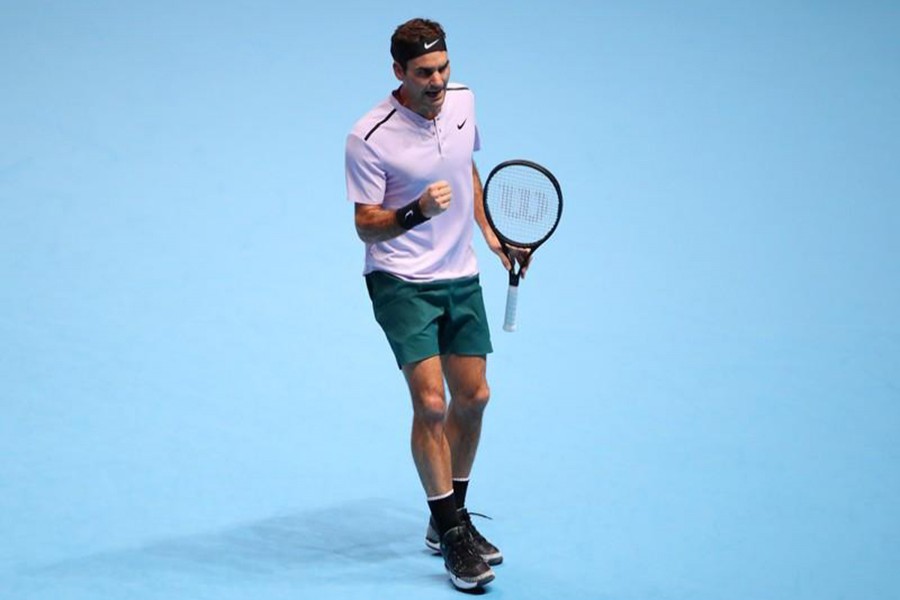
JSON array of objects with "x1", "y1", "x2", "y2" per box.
[{"x1": 483, "y1": 159, "x2": 563, "y2": 332}]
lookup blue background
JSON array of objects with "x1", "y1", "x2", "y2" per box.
[{"x1": 2, "y1": 1, "x2": 898, "y2": 598}]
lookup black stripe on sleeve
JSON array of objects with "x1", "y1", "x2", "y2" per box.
[{"x1": 364, "y1": 109, "x2": 397, "y2": 141}]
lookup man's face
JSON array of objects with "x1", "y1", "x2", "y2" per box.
[{"x1": 394, "y1": 51, "x2": 451, "y2": 119}]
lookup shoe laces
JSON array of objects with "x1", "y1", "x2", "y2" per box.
[
  {"x1": 464, "y1": 509, "x2": 492, "y2": 521},
  {"x1": 447, "y1": 527, "x2": 482, "y2": 567},
  {"x1": 459, "y1": 509, "x2": 492, "y2": 543}
]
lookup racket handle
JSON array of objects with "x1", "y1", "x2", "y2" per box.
[{"x1": 503, "y1": 283, "x2": 519, "y2": 332}]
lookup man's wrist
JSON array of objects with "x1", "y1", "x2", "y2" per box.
[{"x1": 395, "y1": 199, "x2": 431, "y2": 230}]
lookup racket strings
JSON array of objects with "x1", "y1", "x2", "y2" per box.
[{"x1": 486, "y1": 167, "x2": 561, "y2": 246}]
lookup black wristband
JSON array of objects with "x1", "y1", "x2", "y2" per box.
[{"x1": 395, "y1": 199, "x2": 431, "y2": 230}]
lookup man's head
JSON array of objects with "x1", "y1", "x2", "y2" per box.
[
  {"x1": 390, "y1": 18, "x2": 447, "y2": 71},
  {"x1": 391, "y1": 18, "x2": 451, "y2": 119}
]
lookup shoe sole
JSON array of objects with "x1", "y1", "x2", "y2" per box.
[
  {"x1": 427, "y1": 537, "x2": 504, "y2": 566},
  {"x1": 447, "y1": 567, "x2": 495, "y2": 590}
]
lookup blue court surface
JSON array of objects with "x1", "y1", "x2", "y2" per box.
[{"x1": 2, "y1": 2, "x2": 898, "y2": 599}]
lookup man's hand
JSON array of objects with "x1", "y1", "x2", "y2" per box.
[
  {"x1": 484, "y1": 228, "x2": 510, "y2": 270},
  {"x1": 508, "y1": 245, "x2": 532, "y2": 278},
  {"x1": 419, "y1": 181, "x2": 452, "y2": 218},
  {"x1": 483, "y1": 228, "x2": 532, "y2": 278}
]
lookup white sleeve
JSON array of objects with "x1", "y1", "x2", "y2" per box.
[{"x1": 345, "y1": 133, "x2": 386, "y2": 205}]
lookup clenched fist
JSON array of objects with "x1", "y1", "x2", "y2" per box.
[{"x1": 418, "y1": 181, "x2": 452, "y2": 218}]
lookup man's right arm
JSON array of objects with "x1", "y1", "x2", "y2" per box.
[
  {"x1": 354, "y1": 203, "x2": 410, "y2": 243},
  {"x1": 354, "y1": 181, "x2": 453, "y2": 243}
]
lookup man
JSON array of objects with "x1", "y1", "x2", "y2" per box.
[{"x1": 345, "y1": 17, "x2": 528, "y2": 591}]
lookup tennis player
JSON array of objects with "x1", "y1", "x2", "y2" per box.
[{"x1": 345, "y1": 17, "x2": 516, "y2": 591}]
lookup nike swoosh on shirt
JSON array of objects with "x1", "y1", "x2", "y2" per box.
[{"x1": 457, "y1": 119, "x2": 467, "y2": 130}]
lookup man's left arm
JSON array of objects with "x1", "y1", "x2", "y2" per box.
[
  {"x1": 473, "y1": 163, "x2": 509, "y2": 270},
  {"x1": 474, "y1": 163, "x2": 534, "y2": 276}
]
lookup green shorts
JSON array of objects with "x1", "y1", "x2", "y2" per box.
[{"x1": 365, "y1": 271, "x2": 494, "y2": 368}]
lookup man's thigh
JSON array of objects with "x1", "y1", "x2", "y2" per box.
[{"x1": 441, "y1": 354, "x2": 489, "y2": 401}]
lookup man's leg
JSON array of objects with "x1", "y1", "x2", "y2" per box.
[
  {"x1": 441, "y1": 354, "x2": 490, "y2": 483},
  {"x1": 402, "y1": 356, "x2": 453, "y2": 499},
  {"x1": 403, "y1": 355, "x2": 495, "y2": 589},
  {"x1": 440, "y1": 354, "x2": 503, "y2": 565}
]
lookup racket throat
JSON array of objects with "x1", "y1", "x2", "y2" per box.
[{"x1": 508, "y1": 269, "x2": 520, "y2": 287}]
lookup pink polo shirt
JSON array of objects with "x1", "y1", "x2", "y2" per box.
[{"x1": 345, "y1": 84, "x2": 481, "y2": 282}]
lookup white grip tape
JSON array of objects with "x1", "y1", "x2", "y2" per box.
[{"x1": 503, "y1": 284, "x2": 519, "y2": 332}]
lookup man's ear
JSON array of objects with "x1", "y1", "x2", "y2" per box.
[{"x1": 392, "y1": 61, "x2": 405, "y2": 81}]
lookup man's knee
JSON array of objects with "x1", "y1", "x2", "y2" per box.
[
  {"x1": 455, "y1": 381, "x2": 491, "y2": 414},
  {"x1": 413, "y1": 387, "x2": 448, "y2": 425}
]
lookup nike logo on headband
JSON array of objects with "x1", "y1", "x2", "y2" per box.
[{"x1": 424, "y1": 39, "x2": 440, "y2": 49}]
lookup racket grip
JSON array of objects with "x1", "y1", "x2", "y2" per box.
[{"x1": 503, "y1": 284, "x2": 519, "y2": 332}]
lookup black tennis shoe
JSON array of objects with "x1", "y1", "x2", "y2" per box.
[
  {"x1": 426, "y1": 508, "x2": 503, "y2": 565},
  {"x1": 440, "y1": 524, "x2": 495, "y2": 590}
]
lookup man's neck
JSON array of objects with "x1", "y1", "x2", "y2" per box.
[{"x1": 394, "y1": 86, "x2": 438, "y2": 120}]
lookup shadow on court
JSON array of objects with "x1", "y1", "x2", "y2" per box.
[{"x1": 8, "y1": 499, "x2": 457, "y2": 599}]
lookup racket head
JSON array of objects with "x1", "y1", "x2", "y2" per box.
[{"x1": 483, "y1": 159, "x2": 563, "y2": 250}]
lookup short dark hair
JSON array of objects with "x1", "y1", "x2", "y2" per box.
[{"x1": 390, "y1": 18, "x2": 447, "y2": 70}]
